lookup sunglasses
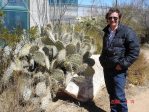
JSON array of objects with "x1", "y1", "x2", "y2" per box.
[{"x1": 108, "y1": 16, "x2": 118, "y2": 21}]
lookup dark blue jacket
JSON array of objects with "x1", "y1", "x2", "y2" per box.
[{"x1": 99, "y1": 24, "x2": 140, "y2": 70}]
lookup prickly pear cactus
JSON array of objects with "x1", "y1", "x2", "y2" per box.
[
  {"x1": 54, "y1": 41, "x2": 65, "y2": 51},
  {"x1": 18, "y1": 44, "x2": 32, "y2": 58},
  {"x1": 32, "y1": 51, "x2": 45, "y2": 66},
  {"x1": 66, "y1": 44, "x2": 76, "y2": 55},
  {"x1": 66, "y1": 54, "x2": 83, "y2": 66},
  {"x1": 61, "y1": 33, "x2": 72, "y2": 45},
  {"x1": 50, "y1": 69, "x2": 65, "y2": 83},
  {"x1": 47, "y1": 45, "x2": 58, "y2": 57},
  {"x1": 76, "y1": 42, "x2": 81, "y2": 53},
  {"x1": 75, "y1": 63, "x2": 88, "y2": 74},
  {"x1": 0, "y1": 22, "x2": 103, "y2": 112},
  {"x1": 80, "y1": 42, "x2": 91, "y2": 55},
  {"x1": 29, "y1": 45, "x2": 39, "y2": 54},
  {"x1": 65, "y1": 54, "x2": 83, "y2": 73},
  {"x1": 41, "y1": 36, "x2": 55, "y2": 45},
  {"x1": 56, "y1": 49, "x2": 66, "y2": 63},
  {"x1": 49, "y1": 69, "x2": 65, "y2": 99}
]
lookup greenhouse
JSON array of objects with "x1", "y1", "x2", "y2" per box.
[
  {"x1": 0, "y1": 0, "x2": 79, "y2": 30},
  {"x1": 0, "y1": 0, "x2": 29, "y2": 30}
]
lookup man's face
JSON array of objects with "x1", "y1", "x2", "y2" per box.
[{"x1": 107, "y1": 12, "x2": 119, "y2": 28}]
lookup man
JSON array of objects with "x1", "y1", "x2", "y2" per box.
[{"x1": 99, "y1": 8, "x2": 140, "y2": 112}]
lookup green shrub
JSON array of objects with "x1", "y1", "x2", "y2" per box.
[
  {"x1": 0, "y1": 26, "x2": 23, "y2": 47},
  {"x1": 27, "y1": 26, "x2": 39, "y2": 41}
]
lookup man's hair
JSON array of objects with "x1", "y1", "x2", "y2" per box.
[{"x1": 105, "y1": 8, "x2": 122, "y2": 20}]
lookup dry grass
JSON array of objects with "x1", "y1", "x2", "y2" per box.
[
  {"x1": 0, "y1": 90, "x2": 38, "y2": 112},
  {"x1": 128, "y1": 53, "x2": 149, "y2": 85},
  {"x1": 0, "y1": 71, "x2": 38, "y2": 112}
]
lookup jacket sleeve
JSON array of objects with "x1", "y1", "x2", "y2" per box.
[{"x1": 118, "y1": 28, "x2": 140, "y2": 69}]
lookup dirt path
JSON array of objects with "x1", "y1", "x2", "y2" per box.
[
  {"x1": 128, "y1": 88, "x2": 149, "y2": 112},
  {"x1": 141, "y1": 47, "x2": 149, "y2": 62},
  {"x1": 128, "y1": 48, "x2": 149, "y2": 112}
]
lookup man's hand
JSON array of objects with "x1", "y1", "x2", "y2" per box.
[{"x1": 115, "y1": 64, "x2": 122, "y2": 71}]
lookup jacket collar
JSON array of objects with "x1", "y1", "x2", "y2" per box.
[{"x1": 103, "y1": 23, "x2": 123, "y2": 33}]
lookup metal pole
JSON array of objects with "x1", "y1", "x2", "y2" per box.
[{"x1": 116, "y1": 0, "x2": 118, "y2": 7}]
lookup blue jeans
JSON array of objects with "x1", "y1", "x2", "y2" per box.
[{"x1": 103, "y1": 69, "x2": 128, "y2": 112}]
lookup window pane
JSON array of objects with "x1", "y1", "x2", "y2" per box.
[
  {"x1": 7, "y1": 0, "x2": 28, "y2": 8},
  {"x1": 49, "y1": 0, "x2": 78, "y2": 5},
  {"x1": 3, "y1": 11, "x2": 29, "y2": 30}
]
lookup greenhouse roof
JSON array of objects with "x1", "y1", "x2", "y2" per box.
[{"x1": 2, "y1": 6, "x2": 28, "y2": 12}]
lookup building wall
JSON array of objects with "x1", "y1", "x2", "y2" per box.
[
  {"x1": 1, "y1": 0, "x2": 29, "y2": 30},
  {"x1": 30, "y1": 0, "x2": 50, "y2": 28},
  {"x1": 30, "y1": 0, "x2": 78, "y2": 27}
]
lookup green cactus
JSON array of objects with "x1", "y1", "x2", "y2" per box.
[
  {"x1": 84, "y1": 35, "x2": 90, "y2": 40},
  {"x1": 91, "y1": 38, "x2": 95, "y2": 45},
  {"x1": 50, "y1": 59, "x2": 57, "y2": 70},
  {"x1": 18, "y1": 44, "x2": 32, "y2": 58},
  {"x1": 42, "y1": 46, "x2": 52, "y2": 57},
  {"x1": 80, "y1": 66, "x2": 95, "y2": 77},
  {"x1": 49, "y1": 76, "x2": 58, "y2": 100},
  {"x1": 46, "y1": 45, "x2": 58, "y2": 58},
  {"x1": 41, "y1": 36, "x2": 55, "y2": 45},
  {"x1": 66, "y1": 44, "x2": 77, "y2": 56},
  {"x1": 32, "y1": 51, "x2": 45, "y2": 67},
  {"x1": 66, "y1": 54, "x2": 83, "y2": 66},
  {"x1": 80, "y1": 42, "x2": 91, "y2": 55},
  {"x1": 75, "y1": 63, "x2": 88, "y2": 74},
  {"x1": 54, "y1": 41, "x2": 65, "y2": 51},
  {"x1": 33, "y1": 72, "x2": 48, "y2": 85},
  {"x1": 76, "y1": 42, "x2": 81, "y2": 53},
  {"x1": 49, "y1": 70, "x2": 65, "y2": 100},
  {"x1": 78, "y1": 32, "x2": 85, "y2": 42},
  {"x1": 49, "y1": 77, "x2": 59, "y2": 99},
  {"x1": 83, "y1": 39, "x2": 91, "y2": 44},
  {"x1": 54, "y1": 33, "x2": 59, "y2": 41},
  {"x1": 51, "y1": 69, "x2": 65, "y2": 83},
  {"x1": 61, "y1": 33, "x2": 72, "y2": 46},
  {"x1": 29, "y1": 45, "x2": 39, "y2": 54},
  {"x1": 83, "y1": 51, "x2": 92, "y2": 62},
  {"x1": 73, "y1": 32, "x2": 84, "y2": 42},
  {"x1": 56, "y1": 49, "x2": 66, "y2": 63},
  {"x1": 65, "y1": 54, "x2": 83, "y2": 72},
  {"x1": 62, "y1": 61, "x2": 72, "y2": 72}
]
